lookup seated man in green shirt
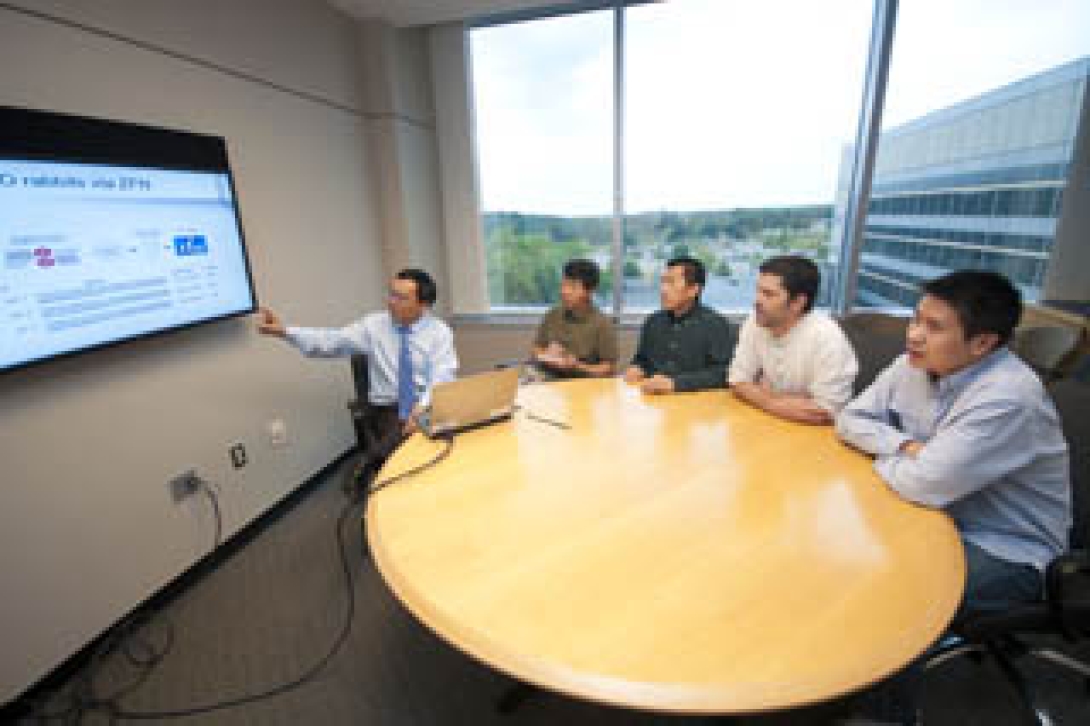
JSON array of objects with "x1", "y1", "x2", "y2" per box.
[
  {"x1": 531, "y1": 258, "x2": 619, "y2": 378},
  {"x1": 624, "y1": 256, "x2": 736, "y2": 394}
]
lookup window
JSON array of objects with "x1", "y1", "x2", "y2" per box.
[
  {"x1": 470, "y1": 11, "x2": 613, "y2": 310},
  {"x1": 469, "y1": 1, "x2": 1089, "y2": 315},
  {"x1": 622, "y1": 0, "x2": 872, "y2": 312},
  {"x1": 852, "y1": 0, "x2": 1089, "y2": 310}
]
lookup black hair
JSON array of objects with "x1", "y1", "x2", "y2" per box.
[
  {"x1": 759, "y1": 255, "x2": 820, "y2": 313},
  {"x1": 921, "y1": 270, "x2": 1022, "y2": 346},
  {"x1": 395, "y1": 268, "x2": 437, "y2": 306},
  {"x1": 666, "y1": 256, "x2": 706, "y2": 294},
  {"x1": 562, "y1": 258, "x2": 600, "y2": 291}
]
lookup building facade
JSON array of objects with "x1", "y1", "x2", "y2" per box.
[{"x1": 832, "y1": 57, "x2": 1089, "y2": 309}]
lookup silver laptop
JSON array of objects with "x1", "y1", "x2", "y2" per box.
[{"x1": 419, "y1": 367, "x2": 521, "y2": 438}]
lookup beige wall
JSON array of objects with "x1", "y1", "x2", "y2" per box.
[
  {"x1": 430, "y1": 24, "x2": 489, "y2": 314},
  {"x1": 0, "y1": 0, "x2": 387, "y2": 702},
  {"x1": 14, "y1": 0, "x2": 364, "y2": 109},
  {"x1": 360, "y1": 21, "x2": 451, "y2": 313}
]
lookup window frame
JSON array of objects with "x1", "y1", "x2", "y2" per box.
[{"x1": 467, "y1": 0, "x2": 899, "y2": 318}]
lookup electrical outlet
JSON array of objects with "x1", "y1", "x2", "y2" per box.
[
  {"x1": 170, "y1": 469, "x2": 201, "y2": 502},
  {"x1": 229, "y1": 443, "x2": 247, "y2": 469},
  {"x1": 267, "y1": 418, "x2": 288, "y2": 448}
]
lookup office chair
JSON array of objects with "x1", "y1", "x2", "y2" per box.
[
  {"x1": 921, "y1": 378, "x2": 1090, "y2": 725},
  {"x1": 840, "y1": 311, "x2": 911, "y2": 338},
  {"x1": 838, "y1": 312, "x2": 908, "y2": 395},
  {"x1": 345, "y1": 354, "x2": 378, "y2": 492},
  {"x1": 1012, "y1": 326, "x2": 1084, "y2": 384},
  {"x1": 1073, "y1": 352, "x2": 1090, "y2": 385}
]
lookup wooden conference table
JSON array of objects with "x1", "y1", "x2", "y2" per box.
[{"x1": 365, "y1": 378, "x2": 965, "y2": 714}]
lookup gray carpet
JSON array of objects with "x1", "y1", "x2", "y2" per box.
[{"x1": 10, "y1": 456, "x2": 1090, "y2": 724}]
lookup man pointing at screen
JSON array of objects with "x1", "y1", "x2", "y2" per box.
[{"x1": 256, "y1": 268, "x2": 458, "y2": 479}]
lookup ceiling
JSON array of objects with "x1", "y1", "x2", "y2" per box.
[{"x1": 326, "y1": 0, "x2": 568, "y2": 27}]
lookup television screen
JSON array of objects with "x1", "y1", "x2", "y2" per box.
[{"x1": 0, "y1": 107, "x2": 257, "y2": 373}]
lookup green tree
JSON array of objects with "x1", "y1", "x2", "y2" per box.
[
  {"x1": 598, "y1": 267, "x2": 614, "y2": 299},
  {"x1": 485, "y1": 225, "x2": 595, "y2": 305}
]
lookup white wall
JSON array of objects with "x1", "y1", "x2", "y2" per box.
[{"x1": 0, "y1": 0, "x2": 388, "y2": 703}]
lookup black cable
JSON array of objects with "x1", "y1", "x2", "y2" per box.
[
  {"x1": 108, "y1": 620, "x2": 174, "y2": 702},
  {"x1": 513, "y1": 404, "x2": 571, "y2": 430},
  {"x1": 29, "y1": 493, "x2": 366, "y2": 723},
  {"x1": 109, "y1": 494, "x2": 364, "y2": 720},
  {"x1": 200, "y1": 481, "x2": 223, "y2": 551},
  {"x1": 27, "y1": 440, "x2": 452, "y2": 723},
  {"x1": 26, "y1": 687, "x2": 80, "y2": 723},
  {"x1": 365, "y1": 434, "x2": 456, "y2": 497},
  {"x1": 92, "y1": 617, "x2": 175, "y2": 723},
  {"x1": 28, "y1": 612, "x2": 172, "y2": 725}
]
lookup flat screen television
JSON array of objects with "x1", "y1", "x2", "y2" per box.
[{"x1": 0, "y1": 106, "x2": 257, "y2": 373}]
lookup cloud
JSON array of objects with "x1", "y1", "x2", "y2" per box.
[{"x1": 470, "y1": 0, "x2": 1090, "y2": 215}]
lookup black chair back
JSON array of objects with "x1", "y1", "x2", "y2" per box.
[
  {"x1": 350, "y1": 354, "x2": 370, "y2": 404},
  {"x1": 838, "y1": 313, "x2": 908, "y2": 395},
  {"x1": 1072, "y1": 351, "x2": 1090, "y2": 384},
  {"x1": 347, "y1": 354, "x2": 375, "y2": 456},
  {"x1": 1049, "y1": 378, "x2": 1090, "y2": 550}
]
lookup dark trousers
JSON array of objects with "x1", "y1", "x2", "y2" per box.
[
  {"x1": 955, "y1": 540, "x2": 1043, "y2": 624},
  {"x1": 358, "y1": 404, "x2": 407, "y2": 479}
]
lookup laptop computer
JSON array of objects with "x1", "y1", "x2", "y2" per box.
[{"x1": 418, "y1": 366, "x2": 521, "y2": 438}]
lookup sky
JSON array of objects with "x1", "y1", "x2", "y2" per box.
[{"x1": 470, "y1": 0, "x2": 1090, "y2": 216}]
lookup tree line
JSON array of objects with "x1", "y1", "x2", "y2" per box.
[{"x1": 483, "y1": 206, "x2": 832, "y2": 305}]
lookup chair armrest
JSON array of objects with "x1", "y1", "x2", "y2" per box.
[{"x1": 1045, "y1": 549, "x2": 1090, "y2": 638}]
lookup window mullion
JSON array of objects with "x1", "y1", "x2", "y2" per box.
[
  {"x1": 611, "y1": 1, "x2": 625, "y2": 318},
  {"x1": 834, "y1": 0, "x2": 898, "y2": 314}
]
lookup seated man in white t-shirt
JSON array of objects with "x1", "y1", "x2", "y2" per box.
[{"x1": 728, "y1": 255, "x2": 858, "y2": 425}]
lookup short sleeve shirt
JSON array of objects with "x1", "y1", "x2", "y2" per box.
[{"x1": 533, "y1": 305, "x2": 619, "y2": 364}]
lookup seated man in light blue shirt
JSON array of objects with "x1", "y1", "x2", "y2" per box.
[
  {"x1": 256, "y1": 268, "x2": 457, "y2": 473},
  {"x1": 836, "y1": 270, "x2": 1070, "y2": 618}
]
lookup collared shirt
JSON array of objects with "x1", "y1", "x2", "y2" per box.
[
  {"x1": 285, "y1": 311, "x2": 457, "y2": 408},
  {"x1": 835, "y1": 349, "x2": 1071, "y2": 571},
  {"x1": 728, "y1": 312, "x2": 859, "y2": 413},
  {"x1": 631, "y1": 303, "x2": 736, "y2": 392},
  {"x1": 533, "y1": 304, "x2": 619, "y2": 374}
]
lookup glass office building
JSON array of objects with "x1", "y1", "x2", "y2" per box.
[{"x1": 834, "y1": 57, "x2": 1089, "y2": 309}]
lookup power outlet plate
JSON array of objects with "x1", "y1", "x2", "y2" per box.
[
  {"x1": 229, "y1": 443, "x2": 248, "y2": 469},
  {"x1": 170, "y1": 469, "x2": 201, "y2": 502}
]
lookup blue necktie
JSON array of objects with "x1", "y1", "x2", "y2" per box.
[{"x1": 397, "y1": 325, "x2": 415, "y2": 421}]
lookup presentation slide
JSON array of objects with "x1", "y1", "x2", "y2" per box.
[{"x1": 0, "y1": 159, "x2": 256, "y2": 371}]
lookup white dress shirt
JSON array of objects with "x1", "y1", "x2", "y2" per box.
[
  {"x1": 727, "y1": 311, "x2": 858, "y2": 413},
  {"x1": 285, "y1": 311, "x2": 457, "y2": 407}
]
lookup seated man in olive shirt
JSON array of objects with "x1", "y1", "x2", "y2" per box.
[
  {"x1": 624, "y1": 256, "x2": 736, "y2": 394},
  {"x1": 531, "y1": 258, "x2": 619, "y2": 378}
]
